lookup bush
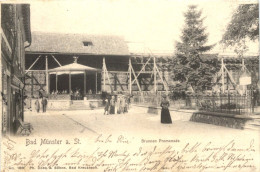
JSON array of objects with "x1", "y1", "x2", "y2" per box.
[{"x1": 220, "y1": 103, "x2": 241, "y2": 109}]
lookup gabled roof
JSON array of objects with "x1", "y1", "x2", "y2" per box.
[{"x1": 26, "y1": 32, "x2": 130, "y2": 56}]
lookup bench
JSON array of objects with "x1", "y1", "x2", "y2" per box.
[{"x1": 16, "y1": 119, "x2": 33, "y2": 136}]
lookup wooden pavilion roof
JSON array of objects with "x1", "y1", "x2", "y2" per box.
[{"x1": 48, "y1": 62, "x2": 101, "y2": 73}]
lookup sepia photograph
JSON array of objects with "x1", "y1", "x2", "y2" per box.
[{"x1": 0, "y1": 0, "x2": 259, "y2": 171}]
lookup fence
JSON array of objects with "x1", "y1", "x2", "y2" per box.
[
  {"x1": 131, "y1": 91, "x2": 254, "y2": 115},
  {"x1": 194, "y1": 92, "x2": 253, "y2": 115},
  {"x1": 132, "y1": 91, "x2": 166, "y2": 106}
]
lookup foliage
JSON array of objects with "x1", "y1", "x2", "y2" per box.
[
  {"x1": 171, "y1": 5, "x2": 216, "y2": 93},
  {"x1": 221, "y1": 4, "x2": 259, "y2": 56}
]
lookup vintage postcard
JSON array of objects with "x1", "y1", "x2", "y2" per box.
[{"x1": 0, "y1": 0, "x2": 259, "y2": 171}]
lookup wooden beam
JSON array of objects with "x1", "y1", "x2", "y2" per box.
[
  {"x1": 221, "y1": 57, "x2": 225, "y2": 93},
  {"x1": 106, "y1": 71, "x2": 153, "y2": 74},
  {"x1": 102, "y1": 57, "x2": 106, "y2": 91},
  {"x1": 26, "y1": 83, "x2": 47, "y2": 86},
  {"x1": 95, "y1": 72, "x2": 97, "y2": 94},
  {"x1": 131, "y1": 56, "x2": 152, "y2": 85},
  {"x1": 223, "y1": 65, "x2": 238, "y2": 90},
  {"x1": 140, "y1": 77, "x2": 149, "y2": 91},
  {"x1": 155, "y1": 66, "x2": 168, "y2": 92},
  {"x1": 47, "y1": 73, "x2": 50, "y2": 94},
  {"x1": 113, "y1": 73, "x2": 124, "y2": 91},
  {"x1": 69, "y1": 71, "x2": 71, "y2": 94},
  {"x1": 130, "y1": 65, "x2": 142, "y2": 93},
  {"x1": 105, "y1": 70, "x2": 113, "y2": 92},
  {"x1": 114, "y1": 73, "x2": 117, "y2": 91},
  {"x1": 31, "y1": 74, "x2": 45, "y2": 91},
  {"x1": 31, "y1": 72, "x2": 34, "y2": 97},
  {"x1": 154, "y1": 56, "x2": 157, "y2": 93},
  {"x1": 0, "y1": 27, "x2": 12, "y2": 52},
  {"x1": 51, "y1": 54, "x2": 62, "y2": 67},
  {"x1": 26, "y1": 70, "x2": 46, "y2": 72},
  {"x1": 129, "y1": 58, "x2": 132, "y2": 94},
  {"x1": 102, "y1": 57, "x2": 113, "y2": 92},
  {"x1": 25, "y1": 55, "x2": 41, "y2": 73}
]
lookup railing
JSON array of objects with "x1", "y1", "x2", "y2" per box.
[
  {"x1": 132, "y1": 91, "x2": 167, "y2": 106},
  {"x1": 48, "y1": 93, "x2": 102, "y2": 100},
  {"x1": 49, "y1": 94, "x2": 71, "y2": 100},
  {"x1": 194, "y1": 93, "x2": 253, "y2": 115},
  {"x1": 131, "y1": 91, "x2": 254, "y2": 115}
]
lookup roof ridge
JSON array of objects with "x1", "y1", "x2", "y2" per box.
[{"x1": 31, "y1": 31, "x2": 124, "y2": 38}]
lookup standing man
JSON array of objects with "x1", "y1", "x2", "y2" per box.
[{"x1": 41, "y1": 97, "x2": 48, "y2": 113}]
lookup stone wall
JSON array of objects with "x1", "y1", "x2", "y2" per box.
[
  {"x1": 48, "y1": 100, "x2": 71, "y2": 110},
  {"x1": 190, "y1": 112, "x2": 252, "y2": 129}
]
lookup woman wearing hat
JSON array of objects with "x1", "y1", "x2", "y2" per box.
[{"x1": 160, "y1": 94, "x2": 172, "y2": 124}]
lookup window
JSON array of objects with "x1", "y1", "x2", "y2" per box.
[{"x1": 83, "y1": 41, "x2": 93, "y2": 46}]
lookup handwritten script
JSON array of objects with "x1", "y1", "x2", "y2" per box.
[{"x1": 2, "y1": 135, "x2": 258, "y2": 172}]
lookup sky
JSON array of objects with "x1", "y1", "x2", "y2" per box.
[{"x1": 29, "y1": 0, "x2": 259, "y2": 55}]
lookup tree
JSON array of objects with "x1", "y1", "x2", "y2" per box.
[
  {"x1": 172, "y1": 5, "x2": 215, "y2": 93},
  {"x1": 222, "y1": 4, "x2": 259, "y2": 56},
  {"x1": 222, "y1": 4, "x2": 259, "y2": 89}
]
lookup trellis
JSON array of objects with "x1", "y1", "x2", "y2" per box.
[
  {"x1": 101, "y1": 54, "x2": 170, "y2": 96},
  {"x1": 215, "y1": 57, "x2": 253, "y2": 94}
]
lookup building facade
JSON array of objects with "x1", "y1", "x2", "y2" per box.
[{"x1": 1, "y1": 4, "x2": 31, "y2": 135}]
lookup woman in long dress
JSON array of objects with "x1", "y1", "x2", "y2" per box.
[
  {"x1": 110, "y1": 96, "x2": 115, "y2": 114},
  {"x1": 160, "y1": 95, "x2": 172, "y2": 124},
  {"x1": 35, "y1": 97, "x2": 40, "y2": 113}
]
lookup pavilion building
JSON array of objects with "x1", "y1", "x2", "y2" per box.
[{"x1": 24, "y1": 32, "x2": 170, "y2": 110}]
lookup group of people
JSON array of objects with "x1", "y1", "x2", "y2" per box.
[
  {"x1": 35, "y1": 97, "x2": 48, "y2": 113},
  {"x1": 51, "y1": 89, "x2": 83, "y2": 100},
  {"x1": 103, "y1": 93, "x2": 172, "y2": 124},
  {"x1": 36, "y1": 90, "x2": 173, "y2": 124},
  {"x1": 71, "y1": 88, "x2": 82, "y2": 100},
  {"x1": 51, "y1": 90, "x2": 68, "y2": 95},
  {"x1": 104, "y1": 94, "x2": 130, "y2": 115}
]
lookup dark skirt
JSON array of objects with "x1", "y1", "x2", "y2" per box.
[
  {"x1": 104, "y1": 103, "x2": 109, "y2": 111},
  {"x1": 110, "y1": 106, "x2": 115, "y2": 114},
  {"x1": 161, "y1": 108, "x2": 172, "y2": 124}
]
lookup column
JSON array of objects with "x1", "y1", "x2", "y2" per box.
[
  {"x1": 69, "y1": 71, "x2": 71, "y2": 94},
  {"x1": 56, "y1": 72, "x2": 58, "y2": 91},
  {"x1": 45, "y1": 56, "x2": 49, "y2": 94},
  {"x1": 84, "y1": 71, "x2": 86, "y2": 96},
  {"x1": 102, "y1": 57, "x2": 106, "y2": 91},
  {"x1": 47, "y1": 73, "x2": 50, "y2": 95},
  {"x1": 221, "y1": 57, "x2": 225, "y2": 93},
  {"x1": 129, "y1": 58, "x2": 132, "y2": 94},
  {"x1": 95, "y1": 72, "x2": 97, "y2": 94}
]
